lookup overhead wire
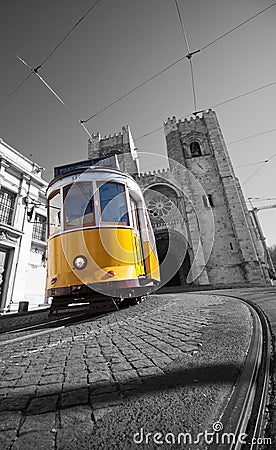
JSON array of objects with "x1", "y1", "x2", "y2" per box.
[
  {"x1": 80, "y1": 56, "x2": 188, "y2": 124},
  {"x1": 39, "y1": 0, "x2": 101, "y2": 67},
  {"x1": 0, "y1": 0, "x2": 102, "y2": 110},
  {"x1": 0, "y1": 73, "x2": 32, "y2": 108},
  {"x1": 0, "y1": 0, "x2": 274, "y2": 127},
  {"x1": 0, "y1": 0, "x2": 275, "y2": 161},
  {"x1": 212, "y1": 80, "x2": 276, "y2": 109},
  {"x1": 242, "y1": 161, "x2": 269, "y2": 186},
  {"x1": 174, "y1": 0, "x2": 197, "y2": 112},
  {"x1": 248, "y1": 197, "x2": 276, "y2": 201},
  {"x1": 228, "y1": 127, "x2": 276, "y2": 145},
  {"x1": 15, "y1": 55, "x2": 93, "y2": 138},
  {"x1": 81, "y1": 1, "x2": 276, "y2": 124},
  {"x1": 236, "y1": 160, "x2": 269, "y2": 169},
  {"x1": 135, "y1": 79, "x2": 276, "y2": 142},
  {"x1": 201, "y1": 2, "x2": 276, "y2": 52},
  {"x1": 242, "y1": 152, "x2": 276, "y2": 186}
]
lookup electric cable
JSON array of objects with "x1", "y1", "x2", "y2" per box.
[
  {"x1": 248, "y1": 197, "x2": 276, "y2": 201},
  {"x1": 16, "y1": 55, "x2": 92, "y2": 139},
  {"x1": 236, "y1": 160, "x2": 269, "y2": 169},
  {"x1": 80, "y1": 55, "x2": 188, "y2": 123},
  {"x1": 1, "y1": 0, "x2": 274, "y2": 122},
  {"x1": 135, "y1": 79, "x2": 276, "y2": 142},
  {"x1": 0, "y1": 73, "x2": 32, "y2": 108},
  {"x1": 174, "y1": 0, "x2": 197, "y2": 112},
  {"x1": 212, "y1": 80, "x2": 276, "y2": 109},
  {"x1": 0, "y1": 0, "x2": 102, "y2": 109},
  {"x1": 201, "y1": 2, "x2": 276, "y2": 52},
  {"x1": 228, "y1": 127, "x2": 276, "y2": 145},
  {"x1": 82, "y1": 1, "x2": 276, "y2": 124},
  {"x1": 39, "y1": 0, "x2": 101, "y2": 67},
  {"x1": 242, "y1": 152, "x2": 276, "y2": 186}
]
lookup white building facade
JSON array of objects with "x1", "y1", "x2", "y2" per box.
[{"x1": 0, "y1": 138, "x2": 48, "y2": 312}]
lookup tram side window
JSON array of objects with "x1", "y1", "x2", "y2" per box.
[
  {"x1": 130, "y1": 197, "x2": 140, "y2": 232},
  {"x1": 64, "y1": 182, "x2": 94, "y2": 229},
  {"x1": 48, "y1": 190, "x2": 61, "y2": 236},
  {"x1": 98, "y1": 182, "x2": 129, "y2": 225}
]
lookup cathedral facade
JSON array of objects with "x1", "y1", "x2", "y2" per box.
[{"x1": 88, "y1": 110, "x2": 271, "y2": 289}]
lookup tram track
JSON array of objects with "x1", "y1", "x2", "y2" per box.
[
  {"x1": 0, "y1": 310, "x2": 111, "y2": 345},
  {"x1": 207, "y1": 291, "x2": 273, "y2": 450}
]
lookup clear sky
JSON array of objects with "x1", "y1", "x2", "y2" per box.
[{"x1": 1, "y1": 0, "x2": 276, "y2": 245}]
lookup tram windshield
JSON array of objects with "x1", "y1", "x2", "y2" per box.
[
  {"x1": 48, "y1": 190, "x2": 61, "y2": 236},
  {"x1": 63, "y1": 182, "x2": 95, "y2": 229},
  {"x1": 98, "y1": 182, "x2": 129, "y2": 225}
]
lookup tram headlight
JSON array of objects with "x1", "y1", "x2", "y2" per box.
[{"x1": 73, "y1": 255, "x2": 87, "y2": 270}]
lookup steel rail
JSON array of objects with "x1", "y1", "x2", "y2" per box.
[
  {"x1": 0, "y1": 311, "x2": 110, "y2": 345},
  {"x1": 208, "y1": 293, "x2": 272, "y2": 450}
]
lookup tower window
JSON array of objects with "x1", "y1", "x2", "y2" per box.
[
  {"x1": 190, "y1": 141, "x2": 202, "y2": 157},
  {"x1": 208, "y1": 194, "x2": 214, "y2": 207},
  {"x1": 203, "y1": 194, "x2": 215, "y2": 208},
  {"x1": 202, "y1": 195, "x2": 208, "y2": 207}
]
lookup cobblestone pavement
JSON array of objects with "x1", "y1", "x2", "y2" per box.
[{"x1": 0, "y1": 293, "x2": 252, "y2": 449}]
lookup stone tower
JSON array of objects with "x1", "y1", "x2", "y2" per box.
[
  {"x1": 88, "y1": 110, "x2": 271, "y2": 288},
  {"x1": 160, "y1": 109, "x2": 270, "y2": 286},
  {"x1": 88, "y1": 125, "x2": 139, "y2": 174}
]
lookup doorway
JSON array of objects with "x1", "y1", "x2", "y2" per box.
[
  {"x1": 155, "y1": 230, "x2": 191, "y2": 289},
  {"x1": 0, "y1": 246, "x2": 12, "y2": 311}
]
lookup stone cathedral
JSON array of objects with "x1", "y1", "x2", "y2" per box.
[{"x1": 88, "y1": 109, "x2": 271, "y2": 289}]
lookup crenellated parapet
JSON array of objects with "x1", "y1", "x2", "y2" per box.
[
  {"x1": 88, "y1": 125, "x2": 136, "y2": 157},
  {"x1": 88, "y1": 125, "x2": 138, "y2": 174},
  {"x1": 164, "y1": 109, "x2": 215, "y2": 137},
  {"x1": 139, "y1": 167, "x2": 170, "y2": 177}
]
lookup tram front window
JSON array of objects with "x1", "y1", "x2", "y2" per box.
[
  {"x1": 98, "y1": 182, "x2": 129, "y2": 225},
  {"x1": 64, "y1": 182, "x2": 94, "y2": 229},
  {"x1": 48, "y1": 190, "x2": 61, "y2": 236}
]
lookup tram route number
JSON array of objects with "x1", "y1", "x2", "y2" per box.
[{"x1": 72, "y1": 174, "x2": 81, "y2": 181}]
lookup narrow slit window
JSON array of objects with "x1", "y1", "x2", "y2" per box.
[
  {"x1": 202, "y1": 195, "x2": 208, "y2": 207},
  {"x1": 208, "y1": 194, "x2": 214, "y2": 207}
]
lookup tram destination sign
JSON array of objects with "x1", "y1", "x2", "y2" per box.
[{"x1": 54, "y1": 155, "x2": 120, "y2": 177}]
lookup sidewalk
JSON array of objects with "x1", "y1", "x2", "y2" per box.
[{"x1": 0, "y1": 293, "x2": 252, "y2": 449}]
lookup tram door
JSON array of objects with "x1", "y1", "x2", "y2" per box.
[
  {"x1": 130, "y1": 198, "x2": 146, "y2": 276},
  {"x1": 0, "y1": 247, "x2": 11, "y2": 310}
]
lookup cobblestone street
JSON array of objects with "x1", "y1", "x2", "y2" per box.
[{"x1": 0, "y1": 293, "x2": 252, "y2": 449}]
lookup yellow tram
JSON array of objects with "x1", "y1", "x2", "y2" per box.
[{"x1": 46, "y1": 162, "x2": 160, "y2": 315}]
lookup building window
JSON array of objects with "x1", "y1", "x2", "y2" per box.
[
  {"x1": 0, "y1": 189, "x2": 16, "y2": 225},
  {"x1": 190, "y1": 141, "x2": 202, "y2": 157},
  {"x1": 32, "y1": 214, "x2": 47, "y2": 241}
]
